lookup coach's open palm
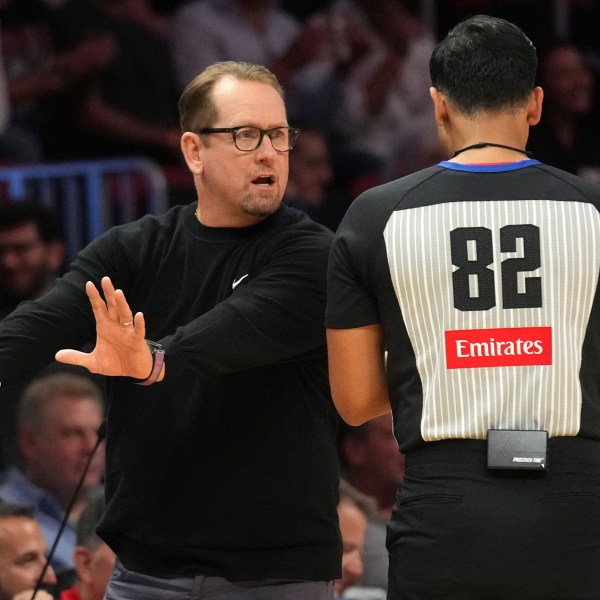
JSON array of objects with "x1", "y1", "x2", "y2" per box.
[{"x1": 55, "y1": 276, "x2": 154, "y2": 380}]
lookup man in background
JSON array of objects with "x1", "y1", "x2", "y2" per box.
[
  {"x1": 0, "y1": 200, "x2": 67, "y2": 472},
  {"x1": 337, "y1": 413, "x2": 404, "y2": 592},
  {"x1": 284, "y1": 126, "x2": 351, "y2": 232},
  {"x1": 0, "y1": 200, "x2": 65, "y2": 320},
  {"x1": 335, "y1": 480, "x2": 385, "y2": 600},
  {"x1": 0, "y1": 499, "x2": 56, "y2": 600},
  {"x1": 59, "y1": 495, "x2": 115, "y2": 600},
  {"x1": 0, "y1": 373, "x2": 105, "y2": 574}
]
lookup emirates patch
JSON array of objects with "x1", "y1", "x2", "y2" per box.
[{"x1": 445, "y1": 326, "x2": 552, "y2": 369}]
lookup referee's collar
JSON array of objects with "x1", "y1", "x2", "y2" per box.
[{"x1": 438, "y1": 159, "x2": 541, "y2": 172}]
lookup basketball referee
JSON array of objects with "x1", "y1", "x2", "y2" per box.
[{"x1": 327, "y1": 14, "x2": 600, "y2": 600}]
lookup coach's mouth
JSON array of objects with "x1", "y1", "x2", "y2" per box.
[{"x1": 252, "y1": 174, "x2": 275, "y2": 187}]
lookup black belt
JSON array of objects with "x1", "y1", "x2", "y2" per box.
[{"x1": 405, "y1": 436, "x2": 600, "y2": 469}]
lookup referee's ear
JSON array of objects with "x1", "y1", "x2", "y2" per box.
[
  {"x1": 527, "y1": 86, "x2": 544, "y2": 126},
  {"x1": 429, "y1": 87, "x2": 449, "y2": 127}
]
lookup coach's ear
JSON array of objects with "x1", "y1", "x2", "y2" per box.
[
  {"x1": 527, "y1": 86, "x2": 544, "y2": 126},
  {"x1": 181, "y1": 132, "x2": 204, "y2": 176}
]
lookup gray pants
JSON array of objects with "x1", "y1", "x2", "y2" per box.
[{"x1": 105, "y1": 559, "x2": 334, "y2": 600}]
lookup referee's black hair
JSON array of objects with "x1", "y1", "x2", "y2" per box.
[{"x1": 430, "y1": 14, "x2": 538, "y2": 116}]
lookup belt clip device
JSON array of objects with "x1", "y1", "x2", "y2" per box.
[{"x1": 487, "y1": 429, "x2": 548, "y2": 470}]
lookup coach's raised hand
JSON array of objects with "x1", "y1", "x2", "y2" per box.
[{"x1": 55, "y1": 276, "x2": 156, "y2": 380}]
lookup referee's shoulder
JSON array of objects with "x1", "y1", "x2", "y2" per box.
[
  {"x1": 346, "y1": 165, "x2": 445, "y2": 219},
  {"x1": 532, "y1": 163, "x2": 600, "y2": 204}
]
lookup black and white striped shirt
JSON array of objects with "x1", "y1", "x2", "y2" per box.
[{"x1": 327, "y1": 160, "x2": 600, "y2": 450}]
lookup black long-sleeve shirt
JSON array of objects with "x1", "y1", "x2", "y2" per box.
[{"x1": 0, "y1": 202, "x2": 341, "y2": 581}]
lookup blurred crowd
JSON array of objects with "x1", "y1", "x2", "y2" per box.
[
  {"x1": 0, "y1": 1, "x2": 599, "y2": 598},
  {"x1": 0, "y1": 0, "x2": 597, "y2": 229}
]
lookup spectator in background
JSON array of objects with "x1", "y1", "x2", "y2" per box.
[
  {"x1": 280, "y1": 0, "x2": 439, "y2": 184},
  {"x1": 168, "y1": 0, "x2": 351, "y2": 138},
  {"x1": 0, "y1": 499, "x2": 56, "y2": 600},
  {"x1": 49, "y1": 0, "x2": 190, "y2": 203},
  {"x1": 0, "y1": 200, "x2": 65, "y2": 320},
  {"x1": 168, "y1": 0, "x2": 301, "y2": 92},
  {"x1": 0, "y1": 373, "x2": 105, "y2": 575},
  {"x1": 50, "y1": 0, "x2": 180, "y2": 160},
  {"x1": 59, "y1": 496, "x2": 115, "y2": 600},
  {"x1": 0, "y1": 200, "x2": 67, "y2": 472},
  {"x1": 527, "y1": 40, "x2": 600, "y2": 183},
  {"x1": 336, "y1": 480, "x2": 385, "y2": 600},
  {"x1": 338, "y1": 414, "x2": 405, "y2": 592},
  {"x1": 0, "y1": 0, "x2": 117, "y2": 163},
  {"x1": 284, "y1": 126, "x2": 352, "y2": 231}
]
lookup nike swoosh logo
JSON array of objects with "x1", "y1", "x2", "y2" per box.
[{"x1": 232, "y1": 274, "x2": 249, "y2": 289}]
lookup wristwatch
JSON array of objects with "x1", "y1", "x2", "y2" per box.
[{"x1": 136, "y1": 340, "x2": 165, "y2": 386}]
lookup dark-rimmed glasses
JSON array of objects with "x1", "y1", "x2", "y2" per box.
[{"x1": 199, "y1": 126, "x2": 300, "y2": 152}]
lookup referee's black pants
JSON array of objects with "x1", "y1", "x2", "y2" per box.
[{"x1": 387, "y1": 437, "x2": 600, "y2": 600}]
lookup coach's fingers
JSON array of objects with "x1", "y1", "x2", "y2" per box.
[{"x1": 55, "y1": 348, "x2": 93, "y2": 370}]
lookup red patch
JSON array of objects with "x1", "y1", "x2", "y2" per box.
[{"x1": 445, "y1": 327, "x2": 552, "y2": 369}]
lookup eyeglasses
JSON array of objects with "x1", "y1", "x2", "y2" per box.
[{"x1": 199, "y1": 126, "x2": 300, "y2": 152}]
